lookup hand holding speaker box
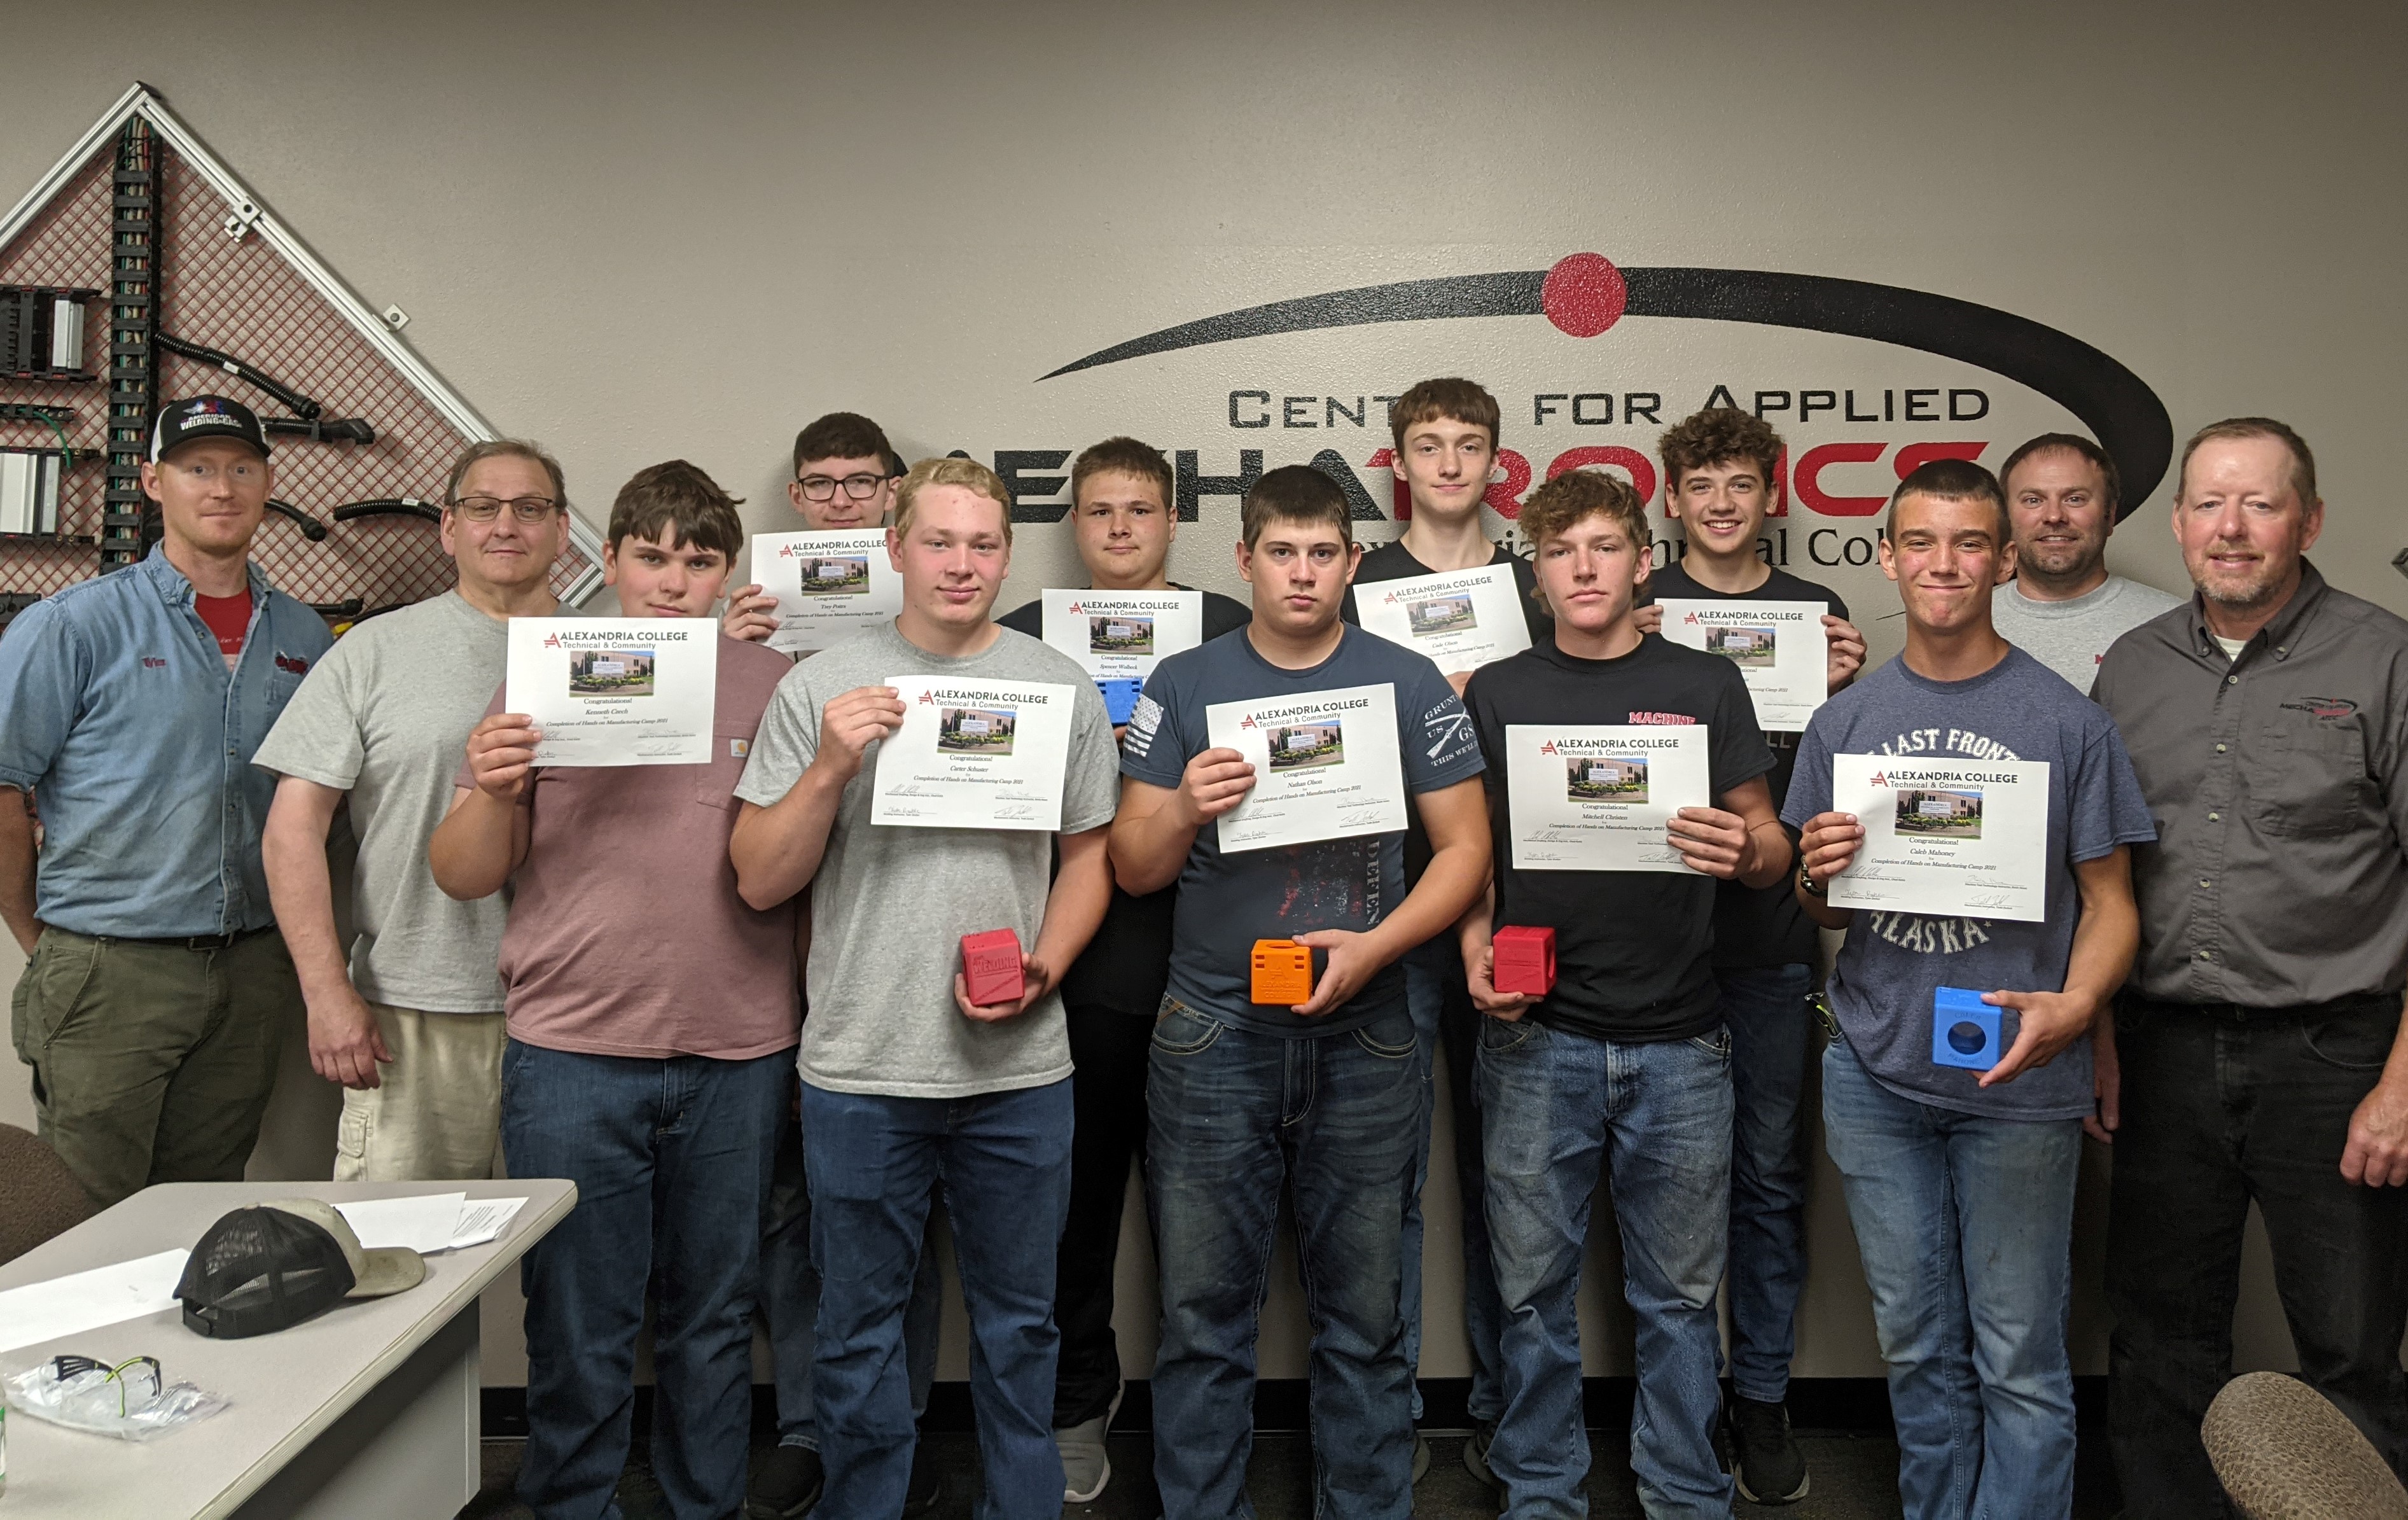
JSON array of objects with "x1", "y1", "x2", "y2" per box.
[
  {"x1": 1491, "y1": 926, "x2": 1557, "y2": 996},
  {"x1": 961, "y1": 930, "x2": 1026, "y2": 1008},
  {"x1": 1250, "y1": 940, "x2": 1318, "y2": 1007},
  {"x1": 1931, "y1": 986, "x2": 2001, "y2": 1070}
]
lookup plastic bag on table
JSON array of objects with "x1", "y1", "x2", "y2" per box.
[{"x1": 3, "y1": 1354, "x2": 230, "y2": 1440}]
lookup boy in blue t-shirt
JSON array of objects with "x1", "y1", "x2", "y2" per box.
[
  {"x1": 1113, "y1": 466, "x2": 1489, "y2": 1520},
  {"x1": 1785, "y1": 460, "x2": 2153, "y2": 1520}
]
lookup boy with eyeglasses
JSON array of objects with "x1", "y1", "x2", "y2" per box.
[
  {"x1": 725, "y1": 412, "x2": 907, "y2": 645},
  {"x1": 254, "y1": 442, "x2": 569, "y2": 1182}
]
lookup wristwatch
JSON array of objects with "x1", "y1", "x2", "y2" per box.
[{"x1": 1798, "y1": 863, "x2": 1827, "y2": 898}]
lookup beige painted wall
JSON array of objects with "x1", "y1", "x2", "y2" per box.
[{"x1": 6, "y1": 0, "x2": 2402, "y2": 1390}]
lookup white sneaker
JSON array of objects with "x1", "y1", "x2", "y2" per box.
[{"x1": 1058, "y1": 1384, "x2": 1124, "y2": 1503}]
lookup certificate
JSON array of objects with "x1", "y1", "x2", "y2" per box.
[
  {"x1": 1504, "y1": 725, "x2": 1711, "y2": 873},
  {"x1": 870, "y1": 676, "x2": 1079, "y2": 830},
  {"x1": 752, "y1": 530, "x2": 901, "y2": 654},
  {"x1": 1655, "y1": 598, "x2": 1827, "y2": 732},
  {"x1": 1205, "y1": 683, "x2": 1406, "y2": 853},
  {"x1": 1826, "y1": 754, "x2": 2050, "y2": 922},
  {"x1": 505, "y1": 617, "x2": 718, "y2": 767},
  {"x1": 1353, "y1": 564, "x2": 1532, "y2": 675},
  {"x1": 1040, "y1": 588, "x2": 1204, "y2": 680}
]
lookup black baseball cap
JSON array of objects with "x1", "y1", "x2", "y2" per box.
[
  {"x1": 176, "y1": 1199, "x2": 425, "y2": 1339},
  {"x1": 150, "y1": 394, "x2": 271, "y2": 464}
]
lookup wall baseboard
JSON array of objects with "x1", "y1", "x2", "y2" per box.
[{"x1": 478, "y1": 1375, "x2": 2110, "y2": 1439}]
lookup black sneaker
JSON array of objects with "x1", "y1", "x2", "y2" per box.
[
  {"x1": 903, "y1": 1440, "x2": 943, "y2": 1517},
  {"x1": 1726, "y1": 1395, "x2": 1809, "y2": 1504},
  {"x1": 747, "y1": 1444, "x2": 825, "y2": 1519}
]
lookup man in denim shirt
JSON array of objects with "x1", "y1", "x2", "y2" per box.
[{"x1": 1, "y1": 396, "x2": 331, "y2": 1204}]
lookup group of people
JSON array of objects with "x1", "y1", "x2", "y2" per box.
[{"x1": 1, "y1": 379, "x2": 2402, "y2": 1520}]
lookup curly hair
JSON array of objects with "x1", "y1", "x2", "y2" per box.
[{"x1": 1657, "y1": 408, "x2": 1783, "y2": 492}]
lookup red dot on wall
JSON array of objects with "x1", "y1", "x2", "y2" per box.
[{"x1": 1541, "y1": 253, "x2": 1627, "y2": 338}]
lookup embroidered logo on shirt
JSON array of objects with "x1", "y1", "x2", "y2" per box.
[
  {"x1": 142, "y1": 656, "x2": 166, "y2": 668},
  {"x1": 1627, "y1": 711, "x2": 1697, "y2": 725},
  {"x1": 273, "y1": 653, "x2": 309, "y2": 674},
  {"x1": 2279, "y1": 695, "x2": 2358, "y2": 720}
]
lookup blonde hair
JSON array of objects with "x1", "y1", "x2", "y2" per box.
[{"x1": 893, "y1": 456, "x2": 1014, "y2": 544}]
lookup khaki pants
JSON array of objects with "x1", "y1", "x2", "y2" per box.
[
  {"x1": 10, "y1": 926, "x2": 300, "y2": 1206},
  {"x1": 332, "y1": 1005, "x2": 506, "y2": 1183}
]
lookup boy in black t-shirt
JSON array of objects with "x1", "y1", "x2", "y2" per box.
[
  {"x1": 1461, "y1": 469, "x2": 1791, "y2": 1519},
  {"x1": 1631, "y1": 407, "x2": 1866, "y2": 1502},
  {"x1": 994, "y1": 437, "x2": 1248, "y2": 1503},
  {"x1": 1337, "y1": 379, "x2": 1551, "y2": 1473}
]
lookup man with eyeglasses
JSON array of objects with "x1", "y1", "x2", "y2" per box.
[
  {"x1": 1, "y1": 396, "x2": 332, "y2": 1204},
  {"x1": 252, "y1": 440, "x2": 567, "y2": 1181},
  {"x1": 725, "y1": 411, "x2": 906, "y2": 646}
]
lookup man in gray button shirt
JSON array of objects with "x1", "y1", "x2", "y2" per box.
[{"x1": 2092, "y1": 417, "x2": 2408, "y2": 1514}]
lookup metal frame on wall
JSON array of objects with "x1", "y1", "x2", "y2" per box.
[{"x1": 0, "y1": 82, "x2": 607, "y2": 607}]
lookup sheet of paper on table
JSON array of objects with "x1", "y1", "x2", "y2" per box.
[
  {"x1": 335, "y1": 1193, "x2": 468, "y2": 1255},
  {"x1": 0, "y1": 1248, "x2": 190, "y2": 1354}
]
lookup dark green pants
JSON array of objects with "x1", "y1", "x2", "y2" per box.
[{"x1": 10, "y1": 926, "x2": 300, "y2": 1206}]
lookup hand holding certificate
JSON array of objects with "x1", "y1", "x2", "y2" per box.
[
  {"x1": 753, "y1": 530, "x2": 902, "y2": 654},
  {"x1": 1503, "y1": 724, "x2": 1712, "y2": 872},
  {"x1": 1204, "y1": 683, "x2": 1406, "y2": 852},
  {"x1": 871, "y1": 675, "x2": 1080, "y2": 830},
  {"x1": 1353, "y1": 564, "x2": 1532, "y2": 674},
  {"x1": 1655, "y1": 599, "x2": 1828, "y2": 731},
  {"x1": 505, "y1": 617, "x2": 718, "y2": 767},
  {"x1": 1824, "y1": 754, "x2": 2049, "y2": 921}
]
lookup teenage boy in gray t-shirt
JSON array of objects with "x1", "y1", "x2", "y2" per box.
[
  {"x1": 1785, "y1": 460, "x2": 2153, "y2": 1520},
  {"x1": 254, "y1": 440, "x2": 568, "y2": 1181},
  {"x1": 732, "y1": 457, "x2": 1119, "y2": 1520}
]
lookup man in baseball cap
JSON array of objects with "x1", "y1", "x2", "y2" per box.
[{"x1": 0, "y1": 393, "x2": 330, "y2": 1205}]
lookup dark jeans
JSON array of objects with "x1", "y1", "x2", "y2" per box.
[
  {"x1": 761, "y1": 1077, "x2": 942, "y2": 1449},
  {"x1": 1715, "y1": 963, "x2": 1814, "y2": 1405},
  {"x1": 1054, "y1": 1003, "x2": 1153, "y2": 1428},
  {"x1": 1479, "y1": 1017, "x2": 1736, "y2": 1520},
  {"x1": 2107, "y1": 994, "x2": 2408, "y2": 1517},
  {"x1": 1148, "y1": 1000, "x2": 1422, "y2": 1520},
  {"x1": 1402, "y1": 937, "x2": 1505, "y2": 1425},
  {"x1": 802, "y1": 1077, "x2": 1074, "y2": 1520},
  {"x1": 501, "y1": 1040, "x2": 789, "y2": 1520}
]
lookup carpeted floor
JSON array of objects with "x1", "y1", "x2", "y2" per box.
[{"x1": 459, "y1": 1423, "x2": 2124, "y2": 1518}]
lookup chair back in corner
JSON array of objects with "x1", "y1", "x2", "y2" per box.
[
  {"x1": 0, "y1": 1123, "x2": 100, "y2": 1266},
  {"x1": 2204, "y1": 1370, "x2": 2408, "y2": 1520}
]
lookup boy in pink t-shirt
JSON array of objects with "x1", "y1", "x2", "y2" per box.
[{"x1": 431, "y1": 462, "x2": 800, "y2": 1520}]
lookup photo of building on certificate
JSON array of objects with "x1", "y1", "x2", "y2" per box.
[
  {"x1": 1895, "y1": 786, "x2": 1983, "y2": 840},
  {"x1": 1267, "y1": 720, "x2": 1344, "y2": 772},
  {"x1": 1089, "y1": 615, "x2": 1153, "y2": 656},
  {"x1": 795, "y1": 553, "x2": 872, "y2": 596},
  {"x1": 937, "y1": 706, "x2": 1018, "y2": 757},
  {"x1": 567, "y1": 648, "x2": 655, "y2": 698},
  {"x1": 1405, "y1": 592, "x2": 1477, "y2": 636},
  {"x1": 1702, "y1": 624, "x2": 1778, "y2": 668},
  {"x1": 1565, "y1": 753, "x2": 1648, "y2": 802}
]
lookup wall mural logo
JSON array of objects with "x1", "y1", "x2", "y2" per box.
[{"x1": 1029, "y1": 253, "x2": 2173, "y2": 557}]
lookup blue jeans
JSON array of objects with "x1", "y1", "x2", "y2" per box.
[
  {"x1": 1148, "y1": 1000, "x2": 1422, "y2": 1520},
  {"x1": 1821, "y1": 1037, "x2": 2083, "y2": 1520},
  {"x1": 501, "y1": 1040, "x2": 789, "y2": 1520},
  {"x1": 1402, "y1": 937, "x2": 1506, "y2": 1425},
  {"x1": 761, "y1": 1082, "x2": 942, "y2": 1449},
  {"x1": 1714, "y1": 964, "x2": 1814, "y2": 1404},
  {"x1": 801, "y1": 1078, "x2": 1073, "y2": 1520},
  {"x1": 1479, "y1": 1016, "x2": 1734, "y2": 1520}
]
